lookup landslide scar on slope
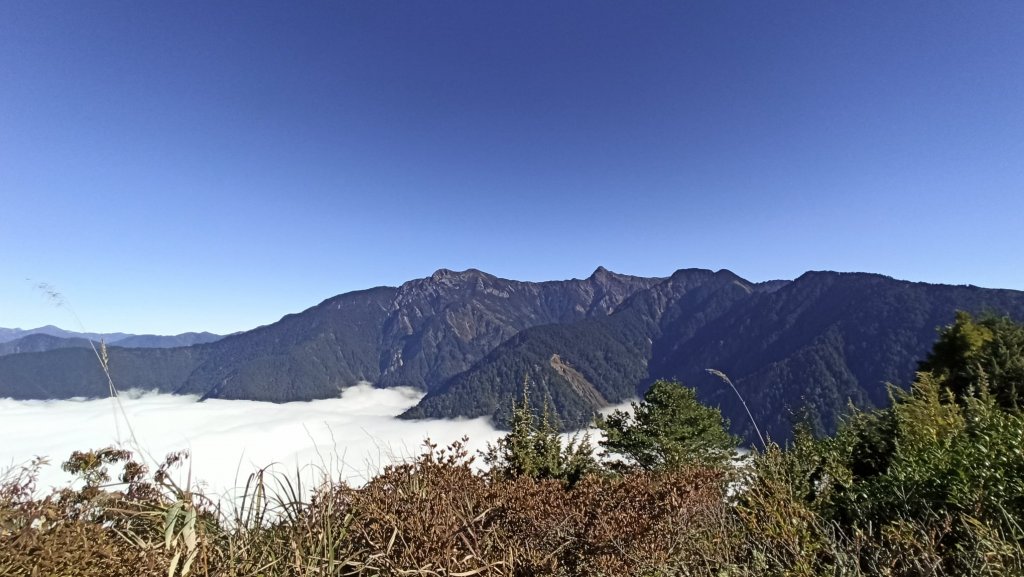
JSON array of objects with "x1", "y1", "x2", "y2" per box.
[{"x1": 549, "y1": 353, "x2": 608, "y2": 409}]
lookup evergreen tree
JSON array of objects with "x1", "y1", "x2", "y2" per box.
[
  {"x1": 482, "y1": 379, "x2": 598, "y2": 486},
  {"x1": 594, "y1": 379, "x2": 738, "y2": 471}
]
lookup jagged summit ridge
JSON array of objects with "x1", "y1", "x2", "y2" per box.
[{"x1": 428, "y1": 267, "x2": 493, "y2": 283}]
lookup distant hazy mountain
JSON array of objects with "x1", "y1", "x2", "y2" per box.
[
  {"x1": 112, "y1": 332, "x2": 223, "y2": 348},
  {"x1": 0, "y1": 325, "x2": 131, "y2": 344},
  {"x1": 0, "y1": 333, "x2": 96, "y2": 357},
  {"x1": 0, "y1": 326, "x2": 223, "y2": 350},
  {"x1": 0, "y1": 328, "x2": 223, "y2": 357},
  {"x1": 2, "y1": 268, "x2": 1023, "y2": 444}
]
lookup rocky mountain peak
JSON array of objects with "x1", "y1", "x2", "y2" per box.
[
  {"x1": 428, "y1": 268, "x2": 493, "y2": 283},
  {"x1": 588, "y1": 265, "x2": 628, "y2": 282},
  {"x1": 588, "y1": 266, "x2": 652, "y2": 288}
]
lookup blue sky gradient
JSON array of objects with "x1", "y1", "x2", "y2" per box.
[{"x1": 2, "y1": 1, "x2": 1023, "y2": 334}]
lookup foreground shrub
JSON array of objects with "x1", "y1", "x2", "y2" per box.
[
  {"x1": 738, "y1": 372, "x2": 1024, "y2": 577},
  {"x1": 295, "y1": 440, "x2": 733, "y2": 577},
  {"x1": 3, "y1": 430, "x2": 1021, "y2": 576},
  {"x1": 494, "y1": 467, "x2": 733, "y2": 576},
  {"x1": 0, "y1": 450, "x2": 216, "y2": 577},
  {"x1": 834, "y1": 374, "x2": 1024, "y2": 575},
  {"x1": 317, "y1": 439, "x2": 498, "y2": 575},
  {"x1": 733, "y1": 440, "x2": 857, "y2": 577}
]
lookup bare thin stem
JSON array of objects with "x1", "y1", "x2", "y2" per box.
[{"x1": 706, "y1": 368, "x2": 766, "y2": 448}]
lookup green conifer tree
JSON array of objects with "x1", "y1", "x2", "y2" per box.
[{"x1": 594, "y1": 379, "x2": 738, "y2": 471}]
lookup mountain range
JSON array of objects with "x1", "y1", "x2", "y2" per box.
[
  {"x1": 0, "y1": 326, "x2": 223, "y2": 351},
  {"x1": 2, "y1": 267, "x2": 1023, "y2": 444}
]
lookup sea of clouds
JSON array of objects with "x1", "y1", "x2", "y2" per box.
[{"x1": 0, "y1": 385, "x2": 520, "y2": 499}]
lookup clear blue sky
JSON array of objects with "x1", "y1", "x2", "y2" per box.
[{"x1": 2, "y1": 1, "x2": 1023, "y2": 335}]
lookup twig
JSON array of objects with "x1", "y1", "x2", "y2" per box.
[{"x1": 706, "y1": 369, "x2": 766, "y2": 448}]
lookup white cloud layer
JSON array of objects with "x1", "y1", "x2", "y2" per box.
[{"x1": 0, "y1": 385, "x2": 509, "y2": 499}]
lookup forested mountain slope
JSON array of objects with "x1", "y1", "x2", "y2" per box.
[{"x1": 3, "y1": 267, "x2": 1023, "y2": 443}]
